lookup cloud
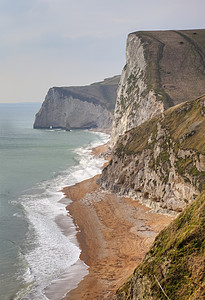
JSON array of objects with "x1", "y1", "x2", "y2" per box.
[
  {"x1": 1, "y1": 0, "x2": 205, "y2": 46},
  {"x1": 0, "y1": 0, "x2": 205, "y2": 102}
]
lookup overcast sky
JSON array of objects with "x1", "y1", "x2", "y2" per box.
[{"x1": 0, "y1": 0, "x2": 204, "y2": 103}]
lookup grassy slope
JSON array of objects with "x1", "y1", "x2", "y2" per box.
[
  {"x1": 114, "y1": 94, "x2": 205, "y2": 191},
  {"x1": 131, "y1": 29, "x2": 205, "y2": 108},
  {"x1": 123, "y1": 94, "x2": 205, "y2": 153},
  {"x1": 115, "y1": 191, "x2": 205, "y2": 299},
  {"x1": 112, "y1": 95, "x2": 205, "y2": 299},
  {"x1": 90, "y1": 75, "x2": 120, "y2": 86},
  {"x1": 112, "y1": 30, "x2": 205, "y2": 298},
  {"x1": 54, "y1": 75, "x2": 120, "y2": 112}
]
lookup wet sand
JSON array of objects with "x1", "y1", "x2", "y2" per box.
[
  {"x1": 91, "y1": 144, "x2": 108, "y2": 156},
  {"x1": 61, "y1": 174, "x2": 173, "y2": 299}
]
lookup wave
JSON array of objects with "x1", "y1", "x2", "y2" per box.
[{"x1": 17, "y1": 132, "x2": 109, "y2": 300}]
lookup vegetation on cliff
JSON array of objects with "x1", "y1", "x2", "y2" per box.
[
  {"x1": 106, "y1": 29, "x2": 205, "y2": 299},
  {"x1": 136, "y1": 29, "x2": 205, "y2": 107},
  {"x1": 100, "y1": 95, "x2": 205, "y2": 213},
  {"x1": 108, "y1": 95, "x2": 205, "y2": 299},
  {"x1": 116, "y1": 94, "x2": 205, "y2": 185},
  {"x1": 111, "y1": 29, "x2": 205, "y2": 146},
  {"x1": 114, "y1": 191, "x2": 205, "y2": 299},
  {"x1": 50, "y1": 75, "x2": 120, "y2": 112},
  {"x1": 33, "y1": 75, "x2": 120, "y2": 130}
]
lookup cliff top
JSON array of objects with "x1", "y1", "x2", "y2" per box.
[
  {"x1": 118, "y1": 94, "x2": 205, "y2": 155},
  {"x1": 128, "y1": 29, "x2": 205, "y2": 108},
  {"x1": 52, "y1": 75, "x2": 120, "y2": 112},
  {"x1": 90, "y1": 75, "x2": 120, "y2": 86}
]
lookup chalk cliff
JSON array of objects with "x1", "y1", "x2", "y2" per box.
[
  {"x1": 33, "y1": 76, "x2": 120, "y2": 131},
  {"x1": 111, "y1": 29, "x2": 205, "y2": 145},
  {"x1": 100, "y1": 95, "x2": 205, "y2": 214},
  {"x1": 99, "y1": 29, "x2": 205, "y2": 300}
]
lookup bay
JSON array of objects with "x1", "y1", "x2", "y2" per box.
[{"x1": 0, "y1": 102, "x2": 108, "y2": 300}]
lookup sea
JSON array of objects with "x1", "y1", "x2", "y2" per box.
[{"x1": 0, "y1": 102, "x2": 109, "y2": 300}]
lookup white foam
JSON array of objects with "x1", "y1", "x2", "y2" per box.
[
  {"x1": 20, "y1": 190, "x2": 81, "y2": 299},
  {"x1": 20, "y1": 132, "x2": 109, "y2": 299},
  {"x1": 13, "y1": 212, "x2": 23, "y2": 218}
]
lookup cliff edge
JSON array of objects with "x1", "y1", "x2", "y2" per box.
[
  {"x1": 111, "y1": 29, "x2": 205, "y2": 145},
  {"x1": 100, "y1": 94, "x2": 205, "y2": 214},
  {"x1": 100, "y1": 29, "x2": 205, "y2": 299},
  {"x1": 99, "y1": 93, "x2": 205, "y2": 298},
  {"x1": 33, "y1": 75, "x2": 120, "y2": 131}
]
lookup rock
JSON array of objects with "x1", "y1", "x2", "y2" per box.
[
  {"x1": 110, "y1": 29, "x2": 205, "y2": 146},
  {"x1": 99, "y1": 95, "x2": 205, "y2": 214},
  {"x1": 33, "y1": 75, "x2": 120, "y2": 131},
  {"x1": 114, "y1": 191, "x2": 205, "y2": 299}
]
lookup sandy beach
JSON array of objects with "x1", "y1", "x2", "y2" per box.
[{"x1": 60, "y1": 145, "x2": 174, "y2": 299}]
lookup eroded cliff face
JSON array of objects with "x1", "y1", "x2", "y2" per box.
[
  {"x1": 33, "y1": 76, "x2": 120, "y2": 131},
  {"x1": 111, "y1": 34, "x2": 164, "y2": 146},
  {"x1": 100, "y1": 95, "x2": 205, "y2": 215},
  {"x1": 101, "y1": 29, "x2": 205, "y2": 300},
  {"x1": 111, "y1": 29, "x2": 205, "y2": 146},
  {"x1": 34, "y1": 87, "x2": 113, "y2": 130}
]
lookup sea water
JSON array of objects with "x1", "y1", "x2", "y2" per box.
[{"x1": 0, "y1": 103, "x2": 109, "y2": 300}]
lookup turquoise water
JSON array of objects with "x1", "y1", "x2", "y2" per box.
[{"x1": 0, "y1": 103, "x2": 108, "y2": 300}]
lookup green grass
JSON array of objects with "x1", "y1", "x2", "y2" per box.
[
  {"x1": 114, "y1": 95, "x2": 205, "y2": 189},
  {"x1": 164, "y1": 97, "x2": 205, "y2": 153},
  {"x1": 116, "y1": 191, "x2": 205, "y2": 299}
]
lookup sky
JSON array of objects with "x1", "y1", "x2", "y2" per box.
[{"x1": 0, "y1": 0, "x2": 204, "y2": 103}]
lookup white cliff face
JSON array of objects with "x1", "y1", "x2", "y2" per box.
[
  {"x1": 100, "y1": 127, "x2": 198, "y2": 215},
  {"x1": 99, "y1": 95, "x2": 205, "y2": 214},
  {"x1": 110, "y1": 29, "x2": 205, "y2": 147},
  {"x1": 110, "y1": 34, "x2": 164, "y2": 146},
  {"x1": 34, "y1": 87, "x2": 113, "y2": 130},
  {"x1": 34, "y1": 75, "x2": 120, "y2": 130}
]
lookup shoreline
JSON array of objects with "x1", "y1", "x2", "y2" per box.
[
  {"x1": 59, "y1": 145, "x2": 174, "y2": 299},
  {"x1": 44, "y1": 143, "x2": 109, "y2": 300}
]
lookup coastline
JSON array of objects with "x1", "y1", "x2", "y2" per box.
[
  {"x1": 60, "y1": 145, "x2": 174, "y2": 299},
  {"x1": 43, "y1": 141, "x2": 110, "y2": 300}
]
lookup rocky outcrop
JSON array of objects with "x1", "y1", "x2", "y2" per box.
[
  {"x1": 111, "y1": 29, "x2": 205, "y2": 146},
  {"x1": 33, "y1": 76, "x2": 120, "y2": 131},
  {"x1": 99, "y1": 95, "x2": 205, "y2": 214},
  {"x1": 33, "y1": 88, "x2": 113, "y2": 130}
]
